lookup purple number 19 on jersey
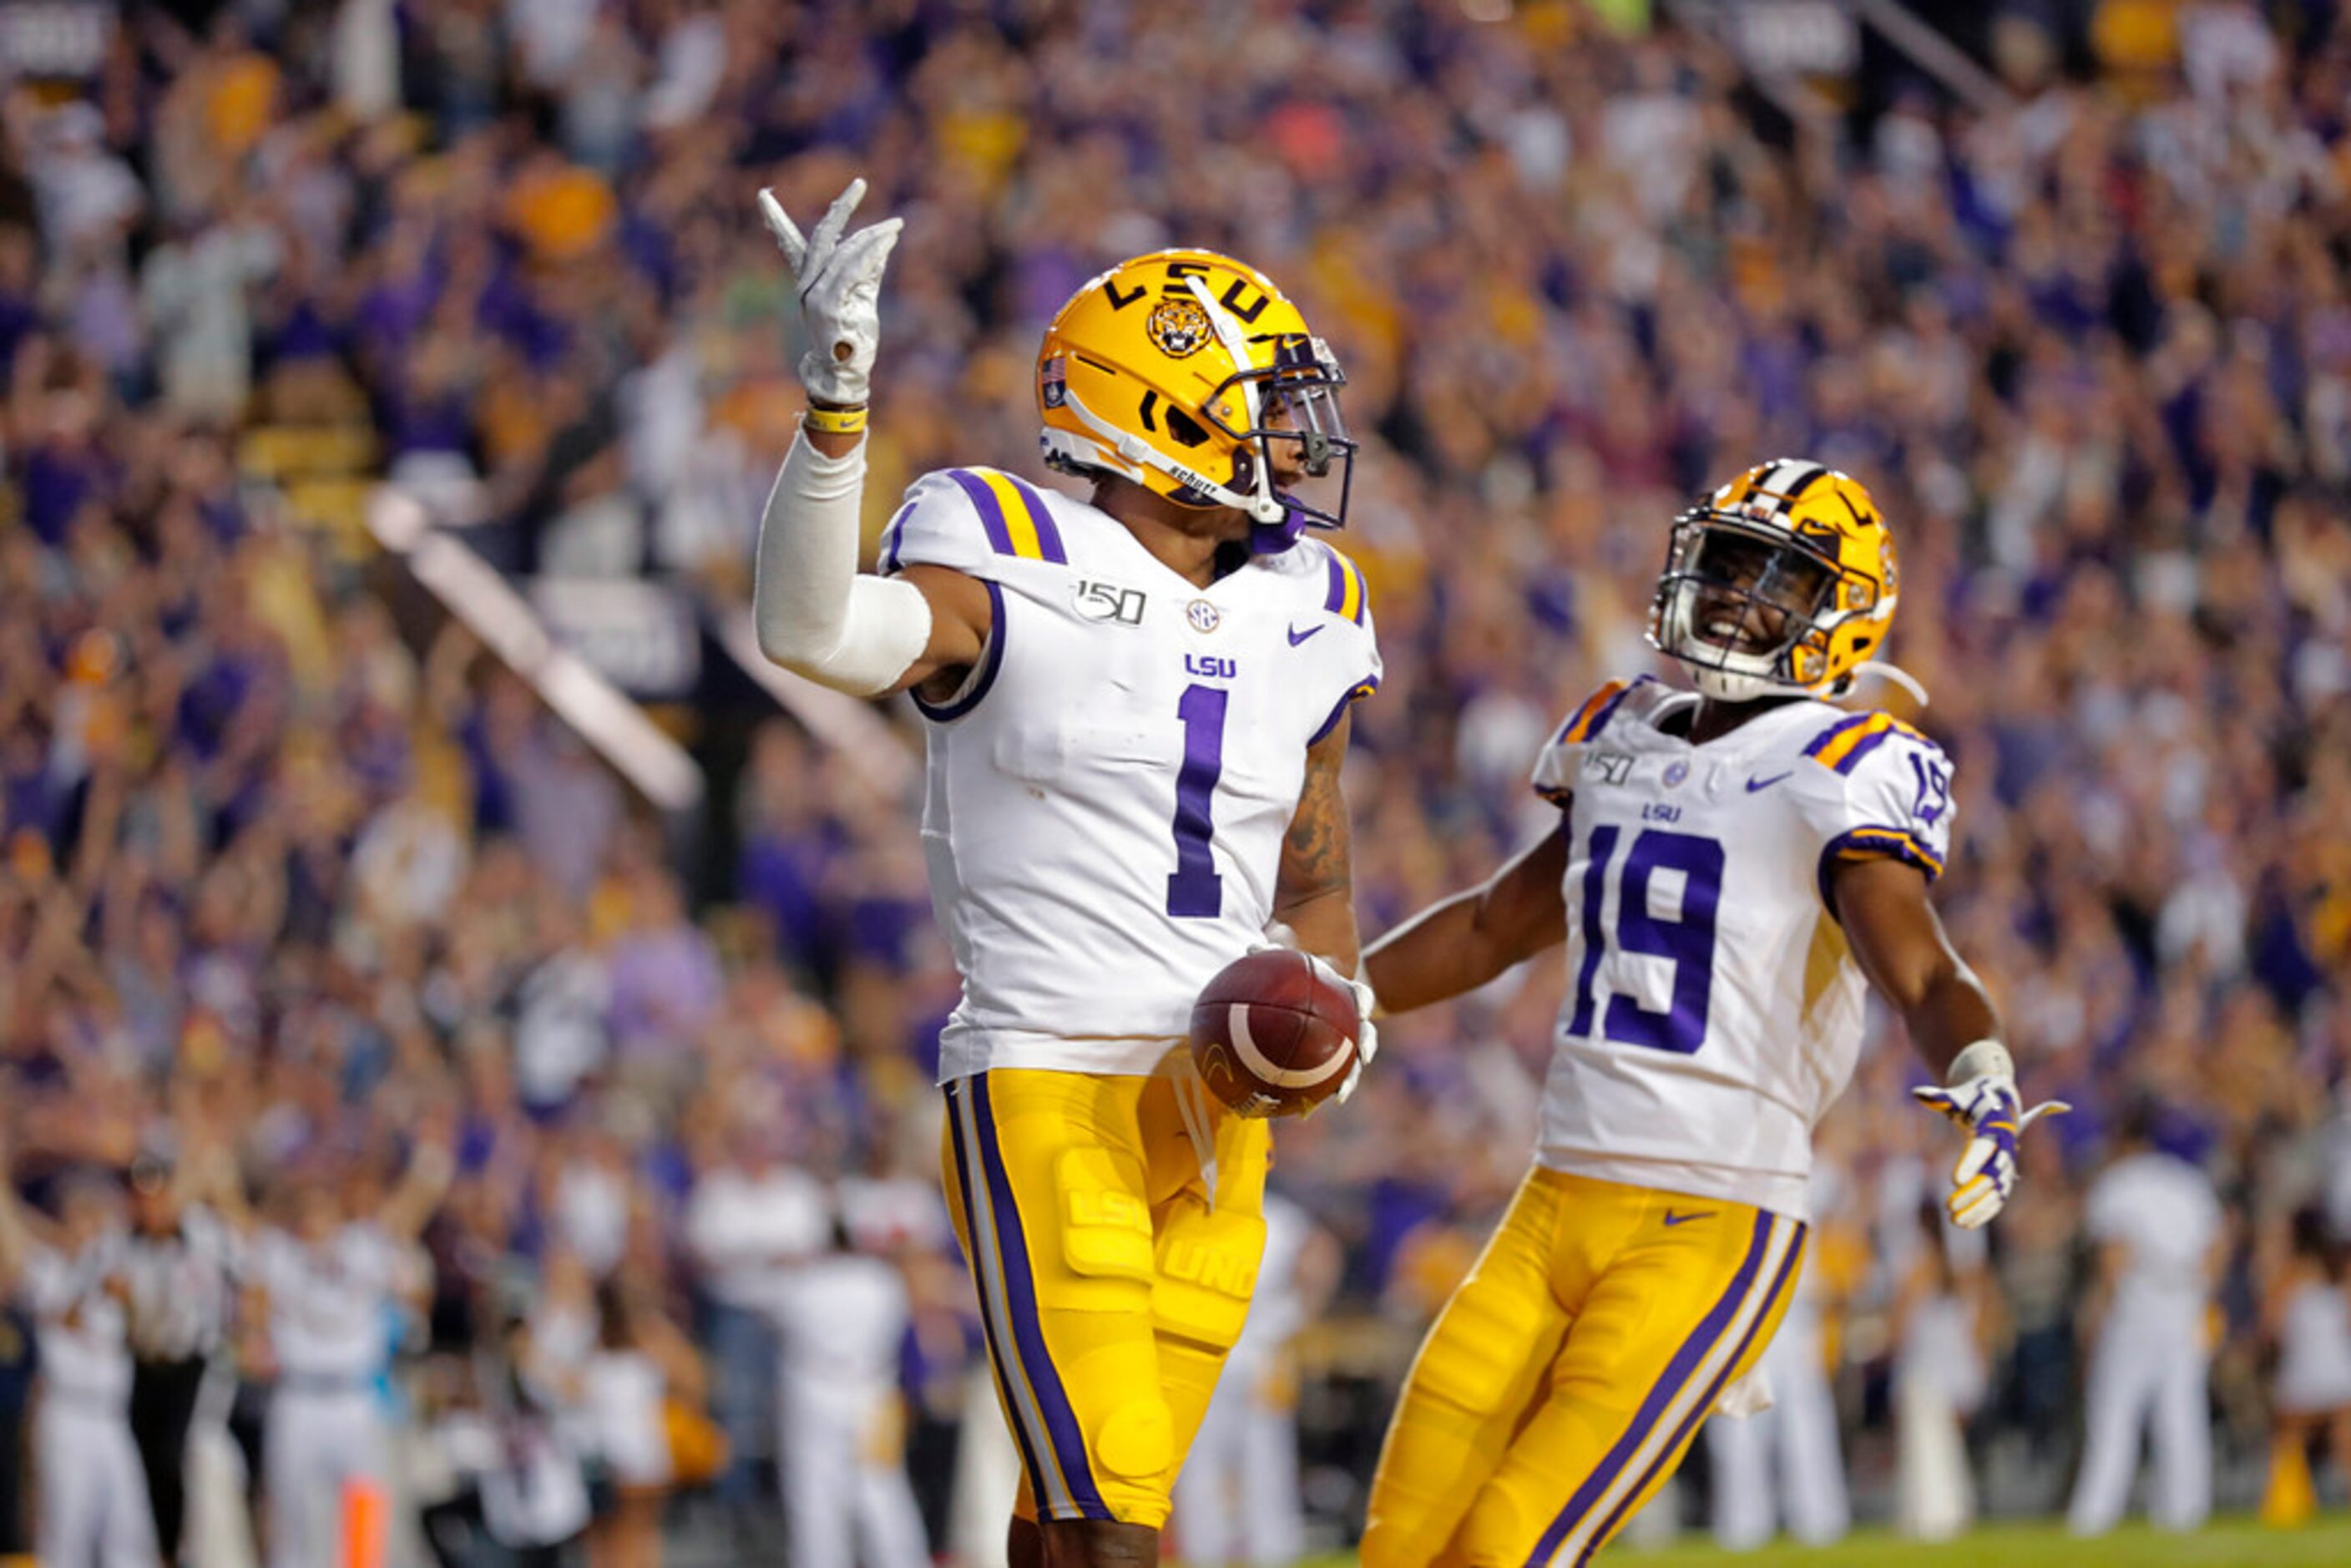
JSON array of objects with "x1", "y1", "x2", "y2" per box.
[
  {"x1": 1166, "y1": 684, "x2": 1228, "y2": 917},
  {"x1": 1565, "y1": 825, "x2": 1724, "y2": 1055}
]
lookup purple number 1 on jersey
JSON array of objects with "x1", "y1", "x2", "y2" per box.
[
  {"x1": 1565, "y1": 825, "x2": 1724, "y2": 1055},
  {"x1": 1166, "y1": 684, "x2": 1228, "y2": 917}
]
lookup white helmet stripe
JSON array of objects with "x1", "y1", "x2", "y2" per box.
[
  {"x1": 1185, "y1": 276, "x2": 1284, "y2": 524},
  {"x1": 1757, "y1": 458, "x2": 1822, "y2": 510}
]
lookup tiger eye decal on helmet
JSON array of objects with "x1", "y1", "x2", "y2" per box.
[
  {"x1": 1034, "y1": 249, "x2": 1356, "y2": 539},
  {"x1": 1647, "y1": 459, "x2": 1900, "y2": 703}
]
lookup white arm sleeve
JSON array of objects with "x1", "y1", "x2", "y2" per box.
[{"x1": 752, "y1": 432, "x2": 934, "y2": 695}]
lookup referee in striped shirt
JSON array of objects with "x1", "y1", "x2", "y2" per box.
[{"x1": 122, "y1": 1152, "x2": 238, "y2": 1565}]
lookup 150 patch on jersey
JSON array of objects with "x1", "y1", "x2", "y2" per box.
[
  {"x1": 1590, "y1": 753, "x2": 1636, "y2": 787},
  {"x1": 1073, "y1": 580, "x2": 1147, "y2": 625}
]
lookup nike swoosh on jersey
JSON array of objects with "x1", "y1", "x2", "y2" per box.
[
  {"x1": 1745, "y1": 771, "x2": 1793, "y2": 792},
  {"x1": 1661, "y1": 1209, "x2": 1717, "y2": 1227},
  {"x1": 1287, "y1": 624, "x2": 1324, "y2": 646}
]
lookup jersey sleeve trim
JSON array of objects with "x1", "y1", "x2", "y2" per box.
[
  {"x1": 1309, "y1": 673, "x2": 1380, "y2": 745},
  {"x1": 878, "y1": 498, "x2": 918, "y2": 574},
  {"x1": 1815, "y1": 824, "x2": 1945, "y2": 913},
  {"x1": 1803, "y1": 711, "x2": 1929, "y2": 776},
  {"x1": 946, "y1": 468, "x2": 1069, "y2": 564},
  {"x1": 1556, "y1": 675, "x2": 1650, "y2": 745},
  {"x1": 911, "y1": 579, "x2": 1007, "y2": 723},
  {"x1": 1322, "y1": 547, "x2": 1368, "y2": 625}
]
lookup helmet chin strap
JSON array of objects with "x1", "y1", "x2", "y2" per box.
[
  {"x1": 1691, "y1": 665, "x2": 1782, "y2": 703},
  {"x1": 1056, "y1": 379, "x2": 1287, "y2": 524},
  {"x1": 1669, "y1": 579, "x2": 1914, "y2": 706},
  {"x1": 1666, "y1": 579, "x2": 1786, "y2": 703}
]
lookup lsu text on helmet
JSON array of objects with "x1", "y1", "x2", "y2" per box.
[
  {"x1": 1648, "y1": 459, "x2": 1900, "y2": 703},
  {"x1": 1036, "y1": 250, "x2": 1354, "y2": 547}
]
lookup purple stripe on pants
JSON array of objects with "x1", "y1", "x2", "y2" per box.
[{"x1": 1523, "y1": 1211, "x2": 1776, "y2": 1566}]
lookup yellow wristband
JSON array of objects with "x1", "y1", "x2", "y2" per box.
[{"x1": 803, "y1": 403, "x2": 869, "y2": 436}]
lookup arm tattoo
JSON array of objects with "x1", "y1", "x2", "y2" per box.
[{"x1": 1278, "y1": 731, "x2": 1353, "y2": 908}]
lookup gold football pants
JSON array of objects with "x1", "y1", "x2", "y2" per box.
[
  {"x1": 940, "y1": 1067, "x2": 1271, "y2": 1529},
  {"x1": 1363, "y1": 1166, "x2": 1805, "y2": 1566}
]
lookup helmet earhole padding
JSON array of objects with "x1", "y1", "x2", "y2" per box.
[{"x1": 1164, "y1": 407, "x2": 1211, "y2": 448}]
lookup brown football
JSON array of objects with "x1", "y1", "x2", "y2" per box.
[{"x1": 1188, "y1": 948, "x2": 1363, "y2": 1120}]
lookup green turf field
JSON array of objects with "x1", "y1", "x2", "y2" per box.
[{"x1": 1302, "y1": 1515, "x2": 2351, "y2": 1565}]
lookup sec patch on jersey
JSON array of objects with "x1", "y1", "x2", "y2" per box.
[{"x1": 1190, "y1": 949, "x2": 1362, "y2": 1119}]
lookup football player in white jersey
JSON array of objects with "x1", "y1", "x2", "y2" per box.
[
  {"x1": 750, "y1": 180, "x2": 1379, "y2": 1567},
  {"x1": 0, "y1": 1160, "x2": 158, "y2": 1568},
  {"x1": 1351, "y1": 461, "x2": 2065, "y2": 1567}
]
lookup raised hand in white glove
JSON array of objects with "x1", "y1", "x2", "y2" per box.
[
  {"x1": 1252, "y1": 927, "x2": 1380, "y2": 1109},
  {"x1": 756, "y1": 177, "x2": 902, "y2": 408}
]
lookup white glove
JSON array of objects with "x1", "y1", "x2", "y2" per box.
[
  {"x1": 1253, "y1": 928, "x2": 1379, "y2": 1109},
  {"x1": 1330, "y1": 969, "x2": 1380, "y2": 1107},
  {"x1": 1295, "y1": 949, "x2": 1380, "y2": 1105},
  {"x1": 1912, "y1": 1041, "x2": 2069, "y2": 1230},
  {"x1": 756, "y1": 177, "x2": 902, "y2": 407}
]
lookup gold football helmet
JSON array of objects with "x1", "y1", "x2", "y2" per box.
[
  {"x1": 1037, "y1": 250, "x2": 1352, "y2": 543},
  {"x1": 1649, "y1": 460, "x2": 1900, "y2": 701}
]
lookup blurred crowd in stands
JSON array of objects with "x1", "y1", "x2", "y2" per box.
[{"x1": 3, "y1": 0, "x2": 2350, "y2": 1560}]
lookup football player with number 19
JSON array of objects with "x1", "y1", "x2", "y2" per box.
[
  {"x1": 1352, "y1": 464, "x2": 2066, "y2": 1567},
  {"x1": 747, "y1": 179, "x2": 1379, "y2": 1568}
]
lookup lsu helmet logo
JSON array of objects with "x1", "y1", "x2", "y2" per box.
[{"x1": 1146, "y1": 297, "x2": 1214, "y2": 357}]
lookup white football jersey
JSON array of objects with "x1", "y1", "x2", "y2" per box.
[
  {"x1": 22, "y1": 1235, "x2": 133, "y2": 1403},
  {"x1": 1529, "y1": 676, "x2": 1955, "y2": 1218},
  {"x1": 884, "y1": 468, "x2": 1381, "y2": 1081},
  {"x1": 2081, "y1": 1151, "x2": 2222, "y2": 1324},
  {"x1": 252, "y1": 1223, "x2": 404, "y2": 1380}
]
